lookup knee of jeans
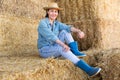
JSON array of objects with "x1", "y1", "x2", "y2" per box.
[{"x1": 59, "y1": 30, "x2": 68, "y2": 37}]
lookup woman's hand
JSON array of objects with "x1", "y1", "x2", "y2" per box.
[
  {"x1": 62, "y1": 44, "x2": 70, "y2": 52},
  {"x1": 56, "y1": 39, "x2": 70, "y2": 52},
  {"x1": 77, "y1": 31, "x2": 85, "y2": 39},
  {"x1": 71, "y1": 27, "x2": 85, "y2": 39}
]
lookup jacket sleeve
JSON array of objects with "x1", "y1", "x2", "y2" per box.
[
  {"x1": 38, "y1": 20, "x2": 59, "y2": 42},
  {"x1": 59, "y1": 22, "x2": 72, "y2": 33}
]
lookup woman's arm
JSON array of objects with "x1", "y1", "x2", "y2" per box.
[
  {"x1": 71, "y1": 27, "x2": 85, "y2": 39},
  {"x1": 71, "y1": 27, "x2": 82, "y2": 33}
]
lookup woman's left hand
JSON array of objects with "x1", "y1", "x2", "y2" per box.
[{"x1": 77, "y1": 31, "x2": 85, "y2": 39}]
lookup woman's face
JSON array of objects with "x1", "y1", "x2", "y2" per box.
[{"x1": 48, "y1": 9, "x2": 58, "y2": 20}]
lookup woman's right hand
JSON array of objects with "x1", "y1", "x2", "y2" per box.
[
  {"x1": 56, "y1": 39, "x2": 70, "y2": 52},
  {"x1": 62, "y1": 44, "x2": 70, "y2": 52},
  {"x1": 77, "y1": 31, "x2": 85, "y2": 39}
]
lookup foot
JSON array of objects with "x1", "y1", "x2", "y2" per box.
[{"x1": 88, "y1": 67, "x2": 101, "y2": 77}]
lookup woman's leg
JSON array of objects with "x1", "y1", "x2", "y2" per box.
[
  {"x1": 58, "y1": 30, "x2": 101, "y2": 76},
  {"x1": 39, "y1": 44, "x2": 79, "y2": 63},
  {"x1": 39, "y1": 44, "x2": 79, "y2": 64},
  {"x1": 58, "y1": 30, "x2": 74, "y2": 44},
  {"x1": 53, "y1": 44, "x2": 101, "y2": 77},
  {"x1": 58, "y1": 30, "x2": 86, "y2": 57},
  {"x1": 39, "y1": 45, "x2": 61, "y2": 58}
]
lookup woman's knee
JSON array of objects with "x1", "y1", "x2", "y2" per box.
[
  {"x1": 60, "y1": 30, "x2": 68, "y2": 34},
  {"x1": 59, "y1": 30, "x2": 68, "y2": 38}
]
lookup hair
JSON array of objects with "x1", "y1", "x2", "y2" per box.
[
  {"x1": 45, "y1": 9, "x2": 59, "y2": 18},
  {"x1": 45, "y1": 13, "x2": 49, "y2": 18}
]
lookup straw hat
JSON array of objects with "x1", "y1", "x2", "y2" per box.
[{"x1": 43, "y1": 2, "x2": 62, "y2": 10}]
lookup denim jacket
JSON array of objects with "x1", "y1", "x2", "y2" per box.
[{"x1": 37, "y1": 18, "x2": 71, "y2": 49}]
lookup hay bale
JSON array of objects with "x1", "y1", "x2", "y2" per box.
[
  {"x1": 0, "y1": 48, "x2": 107, "y2": 80},
  {"x1": 72, "y1": 20, "x2": 101, "y2": 50},
  {"x1": 0, "y1": 54, "x2": 89, "y2": 80},
  {"x1": 56, "y1": 0, "x2": 120, "y2": 50},
  {"x1": 95, "y1": 49, "x2": 120, "y2": 80},
  {"x1": 98, "y1": 19, "x2": 120, "y2": 49},
  {"x1": 73, "y1": 19, "x2": 120, "y2": 50},
  {"x1": 0, "y1": 0, "x2": 54, "y2": 19},
  {"x1": 0, "y1": 15, "x2": 38, "y2": 56},
  {"x1": 57, "y1": 0, "x2": 120, "y2": 22},
  {"x1": 83, "y1": 48, "x2": 120, "y2": 80}
]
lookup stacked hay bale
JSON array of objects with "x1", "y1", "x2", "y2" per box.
[
  {"x1": 95, "y1": 49, "x2": 120, "y2": 80},
  {"x1": 0, "y1": 54, "x2": 88, "y2": 80},
  {"x1": 0, "y1": 0, "x2": 54, "y2": 55},
  {"x1": 0, "y1": 0, "x2": 54, "y2": 19},
  {"x1": 0, "y1": 15, "x2": 38, "y2": 56},
  {"x1": 56, "y1": 0, "x2": 120, "y2": 50}
]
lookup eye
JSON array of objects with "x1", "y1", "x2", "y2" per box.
[
  {"x1": 55, "y1": 10, "x2": 58, "y2": 13},
  {"x1": 54, "y1": 10, "x2": 58, "y2": 14}
]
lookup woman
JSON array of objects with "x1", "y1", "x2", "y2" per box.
[{"x1": 37, "y1": 2, "x2": 101, "y2": 77}]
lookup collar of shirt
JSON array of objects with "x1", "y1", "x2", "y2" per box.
[
  {"x1": 45, "y1": 18, "x2": 58, "y2": 31},
  {"x1": 45, "y1": 18, "x2": 57, "y2": 26}
]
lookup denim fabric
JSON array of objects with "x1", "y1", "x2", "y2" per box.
[
  {"x1": 37, "y1": 18, "x2": 71, "y2": 49},
  {"x1": 39, "y1": 30, "x2": 79, "y2": 64}
]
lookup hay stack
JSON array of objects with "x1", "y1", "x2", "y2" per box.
[
  {"x1": 0, "y1": 0, "x2": 54, "y2": 19},
  {"x1": 56, "y1": 0, "x2": 120, "y2": 50},
  {"x1": 0, "y1": 0, "x2": 55, "y2": 55},
  {"x1": 95, "y1": 49, "x2": 120, "y2": 80},
  {"x1": 0, "y1": 54, "x2": 89, "y2": 80},
  {"x1": 0, "y1": 15, "x2": 38, "y2": 56}
]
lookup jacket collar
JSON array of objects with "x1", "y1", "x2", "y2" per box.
[{"x1": 45, "y1": 18, "x2": 57, "y2": 25}]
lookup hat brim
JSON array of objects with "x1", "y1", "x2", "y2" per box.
[{"x1": 43, "y1": 7, "x2": 63, "y2": 10}]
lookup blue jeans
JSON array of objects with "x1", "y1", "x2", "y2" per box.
[{"x1": 39, "y1": 30, "x2": 79, "y2": 64}]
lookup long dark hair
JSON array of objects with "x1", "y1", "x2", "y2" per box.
[
  {"x1": 45, "y1": 13, "x2": 49, "y2": 18},
  {"x1": 45, "y1": 9, "x2": 59, "y2": 18}
]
